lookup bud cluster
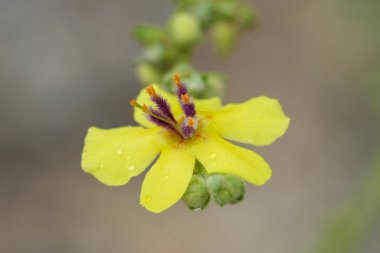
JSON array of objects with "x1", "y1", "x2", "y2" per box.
[
  {"x1": 182, "y1": 161, "x2": 246, "y2": 211},
  {"x1": 132, "y1": 0, "x2": 258, "y2": 98}
]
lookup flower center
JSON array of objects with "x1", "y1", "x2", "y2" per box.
[{"x1": 130, "y1": 74, "x2": 199, "y2": 140}]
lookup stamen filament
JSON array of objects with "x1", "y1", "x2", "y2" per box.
[{"x1": 130, "y1": 99, "x2": 148, "y2": 112}]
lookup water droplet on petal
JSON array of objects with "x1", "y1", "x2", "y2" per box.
[
  {"x1": 258, "y1": 112, "x2": 263, "y2": 117},
  {"x1": 144, "y1": 195, "x2": 152, "y2": 203},
  {"x1": 99, "y1": 163, "x2": 105, "y2": 169},
  {"x1": 126, "y1": 155, "x2": 131, "y2": 160},
  {"x1": 210, "y1": 153, "x2": 217, "y2": 159},
  {"x1": 164, "y1": 173, "x2": 169, "y2": 180},
  {"x1": 128, "y1": 165, "x2": 135, "y2": 171},
  {"x1": 192, "y1": 207, "x2": 202, "y2": 212},
  {"x1": 116, "y1": 149, "x2": 122, "y2": 155}
]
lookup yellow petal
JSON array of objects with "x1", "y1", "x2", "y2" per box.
[
  {"x1": 134, "y1": 84, "x2": 222, "y2": 128},
  {"x1": 194, "y1": 130, "x2": 271, "y2": 186},
  {"x1": 195, "y1": 97, "x2": 222, "y2": 113},
  {"x1": 81, "y1": 126, "x2": 163, "y2": 186},
  {"x1": 211, "y1": 96, "x2": 290, "y2": 146},
  {"x1": 140, "y1": 146, "x2": 195, "y2": 213}
]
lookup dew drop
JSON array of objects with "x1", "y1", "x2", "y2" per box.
[
  {"x1": 99, "y1": 163, "x2": 105, "y2": 169},
  {"x1": 164, "y1": 173, "x2": 169, "y2": 180},
  {"x1": 258, "y1": 112, "x2": 263, "y2": 117},
  {"x1": 128, "y1": 165, "x2": 135, "y2": 171},
  {"x1": 210, "y1": 153, "x2": 217, "y2": 159},
  {"x1": 192, "y1": 207, "x2": 202, "y2": 212},
  {"x1": 126, "y1": 155, "x2": 131, "y2": 160},
  {"x1": 144, "y1": 195, "x2": 152, "y2": 203},
  {"x1": 116, "y1": 149, "x2": 122, "y2": 155}
]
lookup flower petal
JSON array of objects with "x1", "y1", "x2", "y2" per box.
[
  {"x1": 211, "y1": 96, "x2": 290, "y2": 146},
  {"x1": 194, "y1": 131, "x2": 271, "y2": 186},
  {"x1": 140, "y1": 146, "x2": 195, "y2": 213},
  {"x1": 195, "y1": 97, "x2": 222, "y2": 113},
  {"x1": 81, "y1": 126, "x2": 163, "y2": 186},
  {"x1": 134, "y1": 84, "x2": 222, "y2": 128}
]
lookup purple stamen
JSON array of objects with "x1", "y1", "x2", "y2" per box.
[
  {"x1": 151, "y1": 95, "x2": 177, "y2": 123},
  {"x1": 181, "y1": 125, "x2": 195, "y2": 139},
  {"x1": 176, "y1": 84, "x2": 188, "y2": 97},
  {"x1": 182, "y1": 103, "x2": 196, "y2": 117},
  {"x1": 147, "y1": 107, "x2": 176, "y2": 132},
  {"x1": 176, "y1": 82, "x2": 196, "y2": 118}
]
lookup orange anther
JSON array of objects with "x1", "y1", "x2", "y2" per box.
[
  {"x1": 146, "y1": 85, "x2": 157, "y2": 97},
  {"x1": 173, "y1": 73, "x2": 181, "y2": 87},
  {"x1": 181, "y1": 93, "x2": 190, "y2": 103},
  {"x1": 129, "y1": 99, "x2": 137, "y2": 107},
  {"x1": 188, "y1": 117, "x2": 195, "y2": 127}
]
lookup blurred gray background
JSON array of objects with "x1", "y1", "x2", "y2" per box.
[{"x1": 1, "y1": 0, "x2": 379, "y2": 252}]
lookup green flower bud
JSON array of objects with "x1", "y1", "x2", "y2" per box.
[
  {"x1": 238, "y1": 5, "x2": 258, "y2": 29},
  {"x1": 211, "y1": 21, "x2": 237, "y2": 57},
  {"x1": 162, "y1": 63, "x2": 207, "y2": 98},
  {"x1": 136, "y1": 63, "x2": 161, "y2": 85},
  {"x1": 214, "y1": 0, "x2": 237, "y2": 20},
  {"x1": 203, "y1": 73, "x2": 226, "y2": 98},
  {"x1": 207, "y1": 174, "x2": 245, "y2": 207},
  {"x1": 169, "y1": 12, "x2": 202, "y2": 46},
  {"x1": 192, "y1": 2, "x2": 214, "y2": 28},
  {"x1": 143, "y1": 44, "x2": 165, "y2": 64},
  {"x1": 182, "y1": 174, "x2": 210, "y2": 211},
  {"x1": 131, "y1": 25, "x2": 165, "y2": 46}
]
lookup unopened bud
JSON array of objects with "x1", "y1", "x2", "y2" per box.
[
  {"x1": 143, "y1": 44, "x2": 165, "y2": 64},
  {"x1": 238, "y1": 6, "x2": 258, "y2": 29},
  {"x1": 162, "y1": 64, "x2": 206, "y2": 98},
  {"x1": 182, "y1": 174, "x2": 210, "y2": 211},
  {"x1": 211, "y1": 21, "x2": 237, "y2": 57},
  {"x1": 214, "y1": 0, "x2": 237, "y2": 20},
  {"x1": 207, "y1": 174, "x2": 245, "y2": 207},
  {"x1": 169, "y1": 13, "x2": 202, "y2": 46},
  {"x1": 131, "y1": 25, "x2": 165, "y2": 46},
  {"x1": 204, "y1": 73, "x2": 226, "y2": 98},
  {"x1": 136, "y1": 63, "x2": 161, "y2": 85}
]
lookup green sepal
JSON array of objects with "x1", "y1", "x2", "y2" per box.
[
  {"x1": 131, "y1": 25, "x2": 166, "y2": 46},
  {"x1": 207, "y1": 174, "x2": 245, "y2": 207},
  {"x1": 182, "y1": 162, "x2": 210, "y2": 211}
]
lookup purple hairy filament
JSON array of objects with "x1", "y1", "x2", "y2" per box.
[{"x1": 130, "y1": 75, "x2": 199, "y2": 140}]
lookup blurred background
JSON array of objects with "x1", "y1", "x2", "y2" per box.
[{"x1": 1, "y1": 0, "x2": 380, "y2": 252}]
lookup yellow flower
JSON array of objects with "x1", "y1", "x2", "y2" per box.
[{"x1": 81, "y1": 75, "x2": 290, "y2": 213}]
